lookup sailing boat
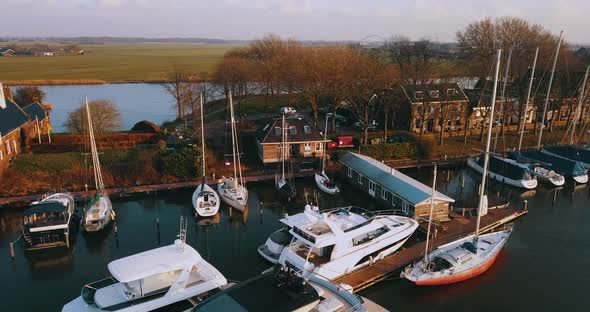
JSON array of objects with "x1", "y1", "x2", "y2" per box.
[
  {"x1": 402, "y1": 50, "x2": 513, "y2": 286},
  {"x1": 315, "y1": 114, "x2": 340, "y2": 195},
  {"x1": 82, "y1": 97, "x2": 114, "y2": 232},
  {"x1": 275, "y1": 114, "x2": 296, "y2": 200},
  {"x1": 218, "y1": 91, "x2": 248, "y2": 211},
  {"x1": 192, "y1": 93, "x2": 220, "y2": 217}
]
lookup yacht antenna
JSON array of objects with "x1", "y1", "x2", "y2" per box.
[
  {"x1": 518, "y1": 47, "x2": 539, "y2": 151},
  {"x1": 537, "y1": 31, "x2": 563, "y2": 149},
  {"x1": 475, "y1": 49, "x2": 502, "y2": 244}
]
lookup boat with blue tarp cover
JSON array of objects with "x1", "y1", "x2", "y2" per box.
[
  {"x1": 542, "y1": 146, "x2": 590, "y2": 169},
  {"x1": 467, "y1": 154, "x2": 537, "y2": 189},
  {"x1": 512, "y1": 150, "x2": 588, "y2": 184}
]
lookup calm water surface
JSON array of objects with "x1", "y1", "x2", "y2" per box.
[{"x1": 1, "y1": 169, "x2": 589, "y2": 311}]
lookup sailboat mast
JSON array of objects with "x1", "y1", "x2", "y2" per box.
[
  {"x1": 423, "y1": 164, "x2": 437, "y2": 265},
  {"x1": 228, "y1": 92, "x2": 239, "y2": 189},
  {"x1": 537, "y1": 31, "x2": 563, "y2": 149},
  {"x1": 475, "y1": 49, "x2": 502, "y2": 242},
  {"x1": 85, "y1": 97, "x2": 103, "y2": 191},
  {"x1": 494, "y1": 48, "x2": 512, "y2": 153},
  {"x1": 200, "y1": 93, "x2": 206, "y2": 177},
  {"x1": 282, "y1": 114, "x2": 286, "y2": 181},
  {"x1": 570, "y1": 66, "x2": 589, "y2": 145},
  {"x1": 322, "y1": 114, "x2": 329, "y2": 172},
  {"x1": 518, "y1": 47, "x2": 539, "y2": 152}
]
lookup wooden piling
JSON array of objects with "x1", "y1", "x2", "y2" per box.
[
  {"x1": 523, "y1": 200, "x2": 528, "y2": 211},
  {"x1": 9, "y1": 242, "x2": 15, "y2": 259},
  {"x1": 65, "y1": 233, "x2": 70, "y2": 248}
]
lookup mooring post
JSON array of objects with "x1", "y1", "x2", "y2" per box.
[
  {"x1": 523, "y1": 200, "x2": 528, "y2": 211},
  {"x1": 65, "y1": 232, "x2": 70, "y2": 248},
  {"x1": 553, "y1": 188, "x2": 558, "y2": 206},
  {"x1": 9, "y1": 242, "x2": 15, "y2": 259}
]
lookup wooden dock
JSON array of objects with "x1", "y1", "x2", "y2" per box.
[
  {"x1": 334, "y1": 207, "x2": 528, "y2": 293},
  {"x1": 0, "y1": 170, "x2": 317, "y2": 207}
]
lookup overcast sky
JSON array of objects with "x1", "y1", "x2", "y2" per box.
[{"x1": 2, "y1": 0, "x2": 588, "y2": 43}]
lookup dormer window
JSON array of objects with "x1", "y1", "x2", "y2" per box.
[
  {"x1": 447, "y1": 88, "x2": 456, "y2": 95},
  {"x1": 415, "y1": 91, "x2": 423, "y2": 99},
  {"x1": 429, "y1": 90, "x2": 439, "y2": 98},
  {"x1": 304, "y1": 125, "x2": 311, "y2": 134},
  {"x1": 274, "y1": 127, "x2": 281, "y2": 135},
  {"x1": 289, "y1": 126, "x2": 297, "y2": 135}
]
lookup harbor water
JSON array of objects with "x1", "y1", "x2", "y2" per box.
[{"x1": 1, "y1": 168, "x2": 589, "y2": 311}]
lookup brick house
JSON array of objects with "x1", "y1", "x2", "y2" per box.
[
  {"x1": 395, "y1": 83, "x2": 469, "y2": 134},
  {"x1": 255, "y1": 116, "x2": 328, "y2": 164},
  {"x1": 0, "y1": 84, "x2": 52, "y2": 177}
]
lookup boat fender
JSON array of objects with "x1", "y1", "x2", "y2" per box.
[{"x1": 369, "y1": 256, "x2": 374, "y2": 266}]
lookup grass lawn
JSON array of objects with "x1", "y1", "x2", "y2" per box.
[{"x1": 0, "y1": 43, "x2": 241, "y2": 83}]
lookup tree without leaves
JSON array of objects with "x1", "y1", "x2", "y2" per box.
[
  {"x1": 162, "y1": 70, "x2": 189, "y2": 120},
  {"x1": 13, "y1": 86, "x2": 46, "y2": 107},
  {"x1": 65, "y1": 99, "x2": 121, "y2": 134}
]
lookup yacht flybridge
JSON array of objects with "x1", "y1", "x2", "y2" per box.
[
  {"x1": 278, "y1": 206, "x2": 418, "y2": 280},
  {"x1": 218, "y1": 91, "x2": 249, "y2": 211},
  {"x1": 62, "y1": 220, "x2": 227, "y2": 312},
  {"x1": 193, "y1": 93, "x2": 220, "y2": 217},
  {"x1": 82, "y1": 97, "x2": 115, "y2": 232},
  {"x1": 22, "y1": 192, "x2": 76, "y2": 250}
]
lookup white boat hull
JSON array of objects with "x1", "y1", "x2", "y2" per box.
[
  {"x1": 573, "y1": 174, "x2": 589, "y2": 184},
  {"x1": 83, "y1": 195, "x2": 114, "y2": 232},
  {"x1": 315, "y1": 171, "x2": 340, "y2": 195},
  {"x1": 531, "y1": 167, "x2": 565, "y2": 187},
  {"x1": 217, "y1": 181, "x2": 248, "y2": 212},
  {"x1": 193, "y1": 183, "x2": 220, "y2": 217},
  {"x1": 467, "y1": 157, "x2": 537, "y2": 189}
]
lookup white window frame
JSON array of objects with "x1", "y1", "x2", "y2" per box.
[
  {"x1": 5, "y1": 140, "x2": 11, "y2": 155},
  {"x1": 347, "y1": 167, "x2": 352, "y2": 178},
  {"x1": 304, "y1": 142, "x2": 312, "y2": 152},
  {"x1": 368, "y1": 181, "x2": 376, "y2": 196},
  {"x1": 315, "y1": 143, "x2": 322, "y2": 151},
  {"x1": 0, "y1": 149, "x2": 3, "y2": 160},
  {"x1": 358, "y1": 173, "x2": 363, "y2": 185},
  {"x1": 381, "y1": 188, "x2": 388, "y2": 200},
  {"x1": 415, "y1": 91, "x2": 423, "y2": 99},
  {"x1": 13, "y1": 140, "x2": 17, "y2": 154}
]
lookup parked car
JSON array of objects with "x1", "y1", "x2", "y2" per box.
[
  {"x1": 353, "y1": 120, "x2": 378, "y2": 131},
  {"x1": 337, "y1": 136, "x2": 355, "y2": 148},
  {"x1": 327, "y1": 141, "x2": 339, "y2": 150}
]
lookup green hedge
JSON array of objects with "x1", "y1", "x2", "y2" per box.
[
  {"x1": 159, "y1": 147, "x2": 200, "y2": 179},
  {"x1": 360, "y1": 142, "x2": 418, "y2": 160}
]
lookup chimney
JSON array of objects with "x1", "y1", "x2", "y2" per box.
[{"x1": 0, "y1": 82, "x2": 7, "y2": 109}]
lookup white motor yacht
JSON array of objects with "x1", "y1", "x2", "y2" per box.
[
  {"x1": 278, "y1": 206, "x2": 418, "y2": 280},
  {"x1": 257, "y1": 206, "x2": 320, "y2": 264},
  {"x1": 62, "y1": 236, "x2": 227, "y2": 311}
]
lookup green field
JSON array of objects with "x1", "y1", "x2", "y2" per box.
[{"x1": 0, "y1": 43, "x2": 240, "y2": 83}]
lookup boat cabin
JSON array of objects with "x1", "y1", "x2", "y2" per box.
[{"x1": 22, "y1": 198, "x2": 72, "y2": 249}]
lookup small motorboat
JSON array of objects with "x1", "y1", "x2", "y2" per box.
[
  {"x1": 314, "y1": 170, "x2": 340, "y2": 195},
  {"x1": 22, "y1": 192, "x2": 76, "y2": 250},
  {"x1": 530, "y1": 165, "x2": 565, "y2": 187}
]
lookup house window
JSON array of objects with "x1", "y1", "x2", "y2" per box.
[
  {"x1": 381, "y1": 188, "x2": 388, "y2": 200},
  {"x1": 430, "y1": 90, "x2": 439, "y2": 98},
  {"x1": 289, "y1": 126, "x2": 297, "y2": 135},
  {"x1": 304, "y1": 142, "x2": 312, "y2": 152},
  {"x1": 316, "y1": 143, "x2": 322, "y2": 151},
  {"x1": 274, "y1": 127, "x2": 281, "y2": 135},
  {"x1": 304, "y1": 125, "x2": 311, "y2": 134},
  {"x1": 447, "y1": 88, "x2": 455, "y2": 95},
  {"x1": 12, "y1": 140, "x2": 17, "y2": 154},
  {"x1": 415, "y1": 91, "x2": 423, "y2": 99},
  {"x1": 368, "y1": 181, "x2": 376, "y2": 196},
  {"x1": 347, "y1": 167, "x2": 352, "y2": 178},
  {"x1": 415, "y1": 120, "x2": 421, "y2": 129},
  {"x1": 358, "y1": 173, "x2": 363, "y2": 185},
  {"x1": 5, "y1": 141, "x2": 11, "y2": 155},
  {"x1": 392, "y1": 195, "x2": 403, "y2": 209},
  {"x1": 447, "y1": 120, "x2": 452, "y2": 126}
]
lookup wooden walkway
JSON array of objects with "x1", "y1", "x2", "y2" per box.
[
  {"x1": 334, "y1": 207, "x2": 528, "y2": 293},
  {"x1": 384, "y1": 154, "x2": 477, "y2": 169},
  {"x1": 0, "y1": 170, "x2": 316, "y2": 207}
]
